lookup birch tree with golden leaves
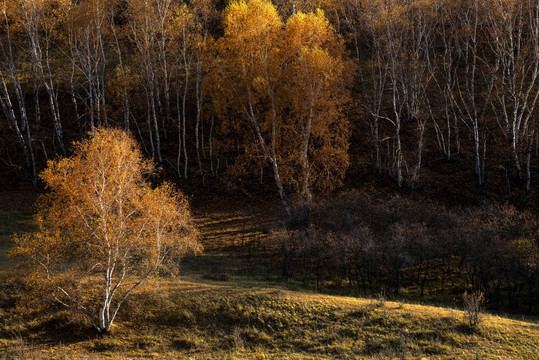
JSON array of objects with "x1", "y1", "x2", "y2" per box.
[
  {"x1": 283, "y1": 9, "x2": 351, "y2": 205},
  {"x1": 206, "y1": 0, "x2": 351, "y2": 216},
  {"x1": 10, "y1": 128, "x2": 200, "y2": 333}
]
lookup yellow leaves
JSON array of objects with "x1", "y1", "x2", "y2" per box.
[
  {"x1": 171, "y1": 1, "x2": 202, "y2": 40},
  {"x1": 206, "y1": 0, "x2": 351, "y2": 196},
  {"x1": 284, "y1": 9, "x2": 333, "y2": 53},
  {"x1": 224, "y1": 0, "x2": 282, "y2": 44},
  {"x1": 11, "y1": 129, "x2": 200, "y2": 332},
  {"x1": 299, "y1": 46, "x2": 340, "y2": 79},
  {"x1": 283, "y1": 9, "x2": 350, "y2": 99},
  {"x1": 213, "y1": 0, "x2": 348, "y2": 103},
  {"x1": 252, "y1": 76, "x2": 268, "y2": 92},
  {"x1": 207, "y1": 0, "x2": 282, "y2": 116},
  {"x1": 13, "y1": 127, "x2": 199, "y2": 290},
  {"x1": 2, "y1": 0, "x2": 62, "y2": 35}
]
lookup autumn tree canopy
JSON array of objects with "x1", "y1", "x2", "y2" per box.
[
  {"x1": 10, "y1": 128, "x2": 200, "y2": 333},
  {"x1": 206, "y1": 0, "x2": 352, "y2": 215}
]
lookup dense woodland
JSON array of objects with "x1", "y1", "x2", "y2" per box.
[
  {"x1": 1, "y1": 0, "x2": 539, "y2": 198},
  {"x1": 1, "y1": 0, "x2": 538, "y2": 314}
]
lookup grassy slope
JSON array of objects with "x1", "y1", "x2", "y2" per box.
[
  {"x1": 0, "y1": 194, "x2": 538, "y2": 359},
  {"x1": 1, "y1": 275, "x2": 538, "y2": 359}
]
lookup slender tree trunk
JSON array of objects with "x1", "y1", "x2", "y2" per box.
[
  {"x1": 182, "y1": 67, "x2": 189, "y2": 179},
  {"x1": 0, "y1": 17, "x2": 37, "y2": 184},
  {"x1": 149, "y1": 76, "x2": 162, "y2": 163},
  {"x1": 301, "y1": 103, "x2": 314, "y2": 205},
  {"x1": 88, "y1": 71, "x2": 95, "y2": 133},
  {"x1": 474, "y1": 121, "x2": 483, "y2": 185},
  {"x1": 0, "y1": 71, "x2": 31, "y2": 172},
  {"x1": 144, "y1": 85, "x2": 155, "y2": 160},
  {"x1": 510, "y1": 129, "x2": 522, "y2": 180},
  {"x1": 247, "y1": 97, "x2": 292, "y2": 218},
  {"x1": 195, "y1": 60, "x2": 203, "y2": 175},
  {"x1": 176, "y1": 78, "x2": 183, "y2": 178},
  {"x1": 209, "y1": 113, "x2": 215, "y2": 176},
  {"x1": 110, "y1": 21, "x2": 130, "y2": 130},
  {"x1": 31, "y1": 61, "x2": 41, "y2": 131}
]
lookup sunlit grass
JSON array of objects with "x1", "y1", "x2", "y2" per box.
[{"x1": 1, "y1": 275, "x2": 538, "y2": 359}]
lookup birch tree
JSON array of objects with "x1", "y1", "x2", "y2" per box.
[
  {"x1": 65, "y1": 0, "x2": 109, "y2": 133},
  {"x1": 454, "y1": 0, "x2": 498, "y2": 186},
  {"x1": 18, "y1": 0, "x2": 66, "y2": 155},
  {"x1": 207, "y1": 0, "x2": 293, "y2": 216},
  {"x1": 11, "y1": 128, "x2": 200, "y2": 333},
  {"x1": 489, "y1": 0, "x2": 539, "y2": 189},
  {"x1": 0, "y1": 0, "x2": 37, "y2": 185},
  {"x1": 207, "y1": 0, "x2": 351, "y2": 216},
  {"x1": 128, "y1": 0, "x2": 170, "y2": 163},
  {"x1": 368, "y1": 0, "x2": 433, "y2": 187},
  {"x1": 284, "y1": 9, "x2": 352, "y2": 205}
]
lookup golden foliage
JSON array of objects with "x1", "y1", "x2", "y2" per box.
[
  {"x1": 205, "y1": 0, "x2": 352, "y2": 199},
  {"x1": 10, "y1": 128, "x2": 199, "y2": 332}
]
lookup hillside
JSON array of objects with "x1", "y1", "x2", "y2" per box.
[{"x1": 1, "y1": 274, "x2": 538, "y2": 359}]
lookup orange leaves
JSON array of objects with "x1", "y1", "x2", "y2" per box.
[
  {"x1": 297, "y1": 47, "x2": 342, "y2": 90},
  {"x1": 141, "y1": 183, "x2": 201, "y2": 261},
  {"x1": 24, "y1": 128, "x2": 197, "y2": 325},
  {"x1": 282, "y1": 11, "x2": 352, "y2": 196},
  {"x1": 2, "y1": 0, "x2": 66, "y2": 36},
  {"x1": 206, "y1": 0, "x2": 351, "y2": 199},
  {"x1": 224, "y1": 0, "x2": 282, "y2": 41},
  {"x1": 219, "y1": 0, "x2": 282, "y2": 82},
  {"x1": 10, "y1": 128, "x2": 199, "y2": 323},
  {"x1": 284, "y1": 9, "x2": 334, "y2": 53},
  {"x1": 283, "y1": 8, "x2": 349, "y2": 91}
]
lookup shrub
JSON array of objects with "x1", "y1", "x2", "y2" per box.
[{"x1": 462, "y1": 291, "x2": 486, "y2": 327}]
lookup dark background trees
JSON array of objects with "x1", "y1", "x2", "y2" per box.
[
  {"x1": 0, "y1": 0, "x2": 537, "y2": 206},
  {"x1": 272, "y1": 190, "x2": 539, "y2": 313}
]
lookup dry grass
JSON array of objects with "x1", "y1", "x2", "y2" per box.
[{"x1": 1, "y1": 274, "x2": 538, "y2": 359}]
